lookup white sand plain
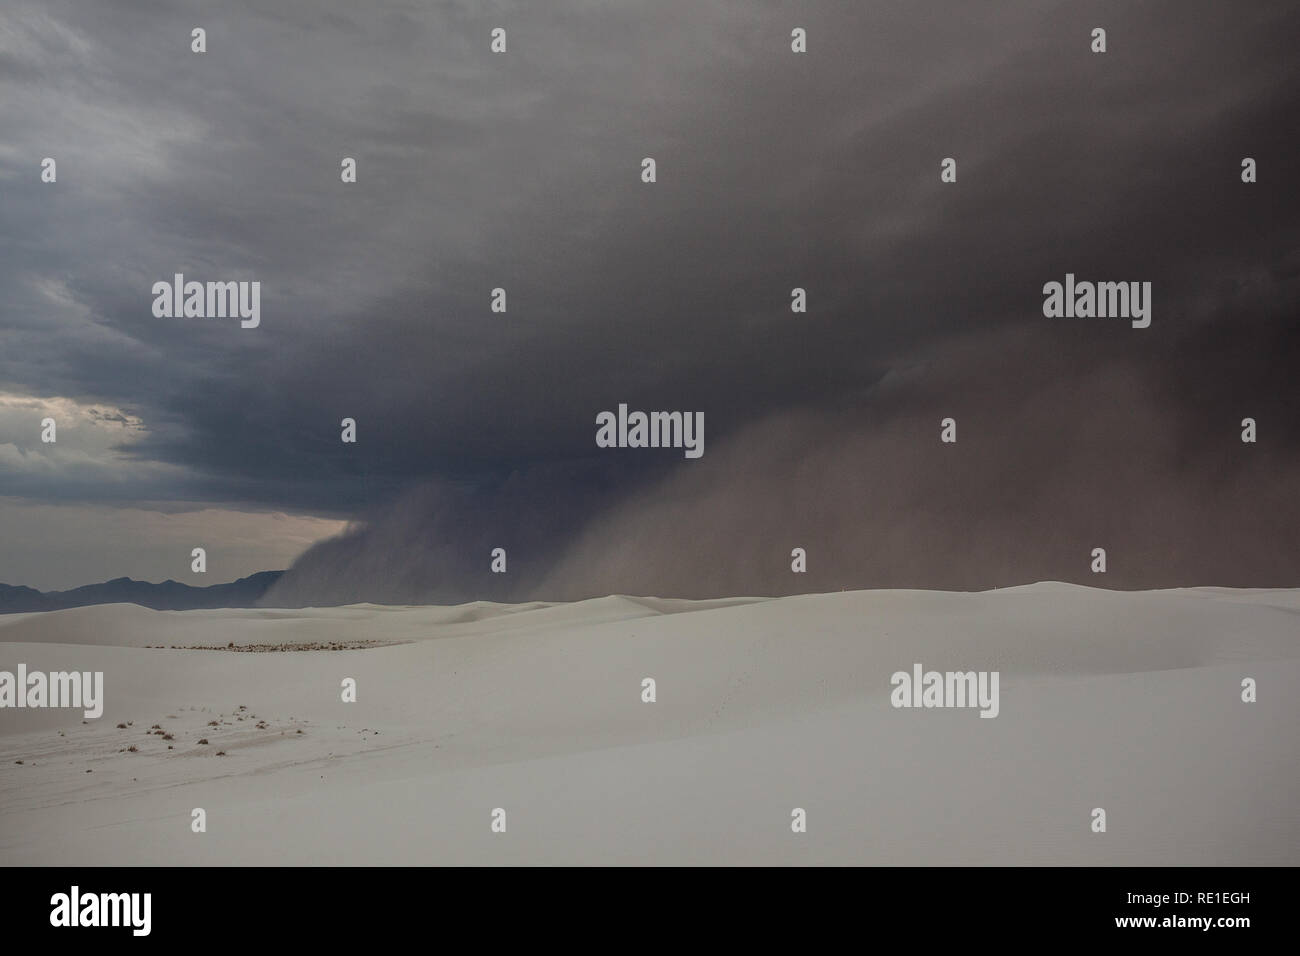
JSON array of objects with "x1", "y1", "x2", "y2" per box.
[{"x1": 1, "y1": 583, "x2": 1296, "y2": 865}]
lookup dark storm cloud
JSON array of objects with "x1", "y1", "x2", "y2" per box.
[{"x1": 1, "y1": 0, "x2": 1297, "y2": 596}]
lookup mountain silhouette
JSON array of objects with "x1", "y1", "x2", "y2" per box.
[{"x1": 0, "y1": 571, "x2": 284, "y2": 614}]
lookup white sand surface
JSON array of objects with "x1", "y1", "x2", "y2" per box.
[{"x1": 1, "y1": 583, "x2": 1296, "y2": 865}]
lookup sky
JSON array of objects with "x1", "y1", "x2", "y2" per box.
[{"x1": 1, "y1": 0, "x2": 1297, "y2": 598}]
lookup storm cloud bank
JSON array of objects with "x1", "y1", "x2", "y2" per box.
[{"x1": 3, "y1": 0, "x2": 1297, "y2": 597}]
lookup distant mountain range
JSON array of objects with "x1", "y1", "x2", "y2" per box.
[{"x1": 0, "y1": 571, "x2": 285, "y2": 614}]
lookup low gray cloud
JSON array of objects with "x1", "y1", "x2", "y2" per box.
[{"x1": 269, "y1": 317, "x2": 1300, "y2": 603}]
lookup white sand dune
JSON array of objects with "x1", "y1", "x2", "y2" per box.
[{"x1": 1, "y1": 583, "x2": 1296, "y2": 865}]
